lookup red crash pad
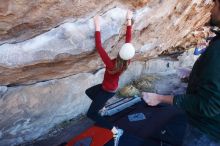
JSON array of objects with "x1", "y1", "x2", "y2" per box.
[{"x1": 66, "y1": 126, "x2": 113, "y2": 146}]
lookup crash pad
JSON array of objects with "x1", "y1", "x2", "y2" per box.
[{"x1": 66, "y1": 126, "x2": 113, "y2": 146}]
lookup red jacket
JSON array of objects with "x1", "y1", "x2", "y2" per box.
[{"x1": 95, "y1": 25, "x2": 132, "y2": 92}]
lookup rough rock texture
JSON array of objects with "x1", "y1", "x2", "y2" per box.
[
  {"x1": 0, "y1": 0, "x2": 213, "y2": 86},
  {"x1": 0, "y1": 0, "x2": 111, "y2": 44},
  {"x1": 0, "y1": 0, "x2": 214, "y2": 145},
  {"x1": 0, "y1": 0, "x2": 158, "y2": 44},
  {"x1": 0, "y1": 70, "x2": 102, "y2": 145}
]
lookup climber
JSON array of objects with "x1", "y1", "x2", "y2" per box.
[
  {"x1": 141, "y1": 0, "x2": 220, "y2": 146},
  {"x1": 85, "y1": 10, "x2": 135, "y2": 146}
]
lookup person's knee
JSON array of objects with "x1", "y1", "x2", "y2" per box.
[
  {"x1": 86, "y1": 111, "x2": 91, "y2": 118},
  {"x1": 85, "y1": 89, "x2": 90, "y2": 96},
  {"x1": 86, "y1": 110, "x2": 97, "y2": 119},
  {"x1": 85, "y1": 89, "x2": 94, "y2": 100}
]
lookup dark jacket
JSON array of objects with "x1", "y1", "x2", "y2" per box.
[{"x1": 173, "y1": 31, "x2": 220, "y2": 141}]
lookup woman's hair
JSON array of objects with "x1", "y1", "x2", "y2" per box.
[{"x1": 107, "y1": 54, "x2": 129, "y2": 74}]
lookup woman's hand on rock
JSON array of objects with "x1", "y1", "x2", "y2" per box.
[
  {"x1": 94, "y1": 15, "x2": 101, "y2": 31},
  {"x1": 126, "y1": 10, "x2": 133, "y2": 20}
]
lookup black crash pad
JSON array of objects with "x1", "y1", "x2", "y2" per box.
[{"x1": 104, "y1": 101, "x2": 187, "y2": 146}]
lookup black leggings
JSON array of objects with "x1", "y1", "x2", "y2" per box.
[{"x1": 86, "y1": 84, "x2": 115, "y2": 130}]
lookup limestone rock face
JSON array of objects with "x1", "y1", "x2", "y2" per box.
[
  {"x1": 0, "y1": 0, "x2": 213, "y2": 86},
  {"x1": 0, "y1": 70, "x2": 102, "y2": 145},
  {"x1": 0, "y1": 0, "x2": 111, "y2": 44},
  {"x1": 0, "y1": 0, "x2": 214, "y2": 145}
]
